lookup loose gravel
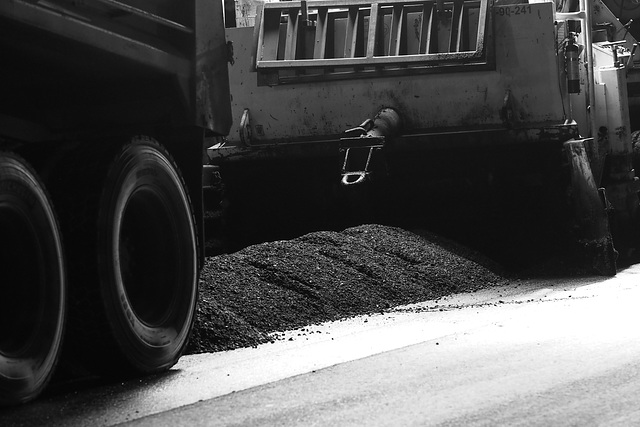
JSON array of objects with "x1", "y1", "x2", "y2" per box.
[{"x1": 187, "y1": 224, "x2": 512, "y2": 354}]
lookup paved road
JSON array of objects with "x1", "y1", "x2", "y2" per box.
[{"x1": 2, "y1": 266, "x2": 640, "y2": 426}]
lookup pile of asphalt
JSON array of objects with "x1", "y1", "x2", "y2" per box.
[{"x1": 187, "y1": 224, "x2": 511, "y2": 354}]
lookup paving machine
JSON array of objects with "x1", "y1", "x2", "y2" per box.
[{"x1": 206, "y1": 0, "x2": 640, "y2": 275}]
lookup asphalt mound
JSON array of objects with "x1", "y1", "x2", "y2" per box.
[{"x1": 187, "y1": 224, "x2": 510, "y2": 354}]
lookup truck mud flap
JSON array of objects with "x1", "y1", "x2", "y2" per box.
[{"x1": 564, "y1": 139, "x2": 617, "y2": 276}]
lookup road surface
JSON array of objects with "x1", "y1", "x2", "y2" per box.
[{"x1": 2, "y1": 265, "x2": 640, "y2": 426}]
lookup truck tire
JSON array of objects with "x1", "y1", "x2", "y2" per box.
[
  {"x1": 96, "y1": 138, "x2": 198, "y2": 373},
  {"x1": 0, "y1": 153, "x2": 66, "y2": 405}
]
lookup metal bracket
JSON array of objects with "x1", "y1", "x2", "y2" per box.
[
  {"x1": 340, "y1": 144, "x2": 382, "y2": 186},
  {"x1": 239, "y1": 108, "x2": 252, "y2": 146}
]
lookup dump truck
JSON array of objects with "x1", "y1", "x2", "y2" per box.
[
  {"x1": 0, "y1": 0, "x2": 231, "y2": 405},
  {"x1": 205, "y1": 0, "x2": 640, "y2": 273}
]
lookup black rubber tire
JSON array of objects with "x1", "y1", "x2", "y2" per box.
[
  {"x1": 0, "y1": 153, "x2": 66, "y2": 406},
  {"x1": 96, "y1": 138, "x2": 198, "y2": 373}
]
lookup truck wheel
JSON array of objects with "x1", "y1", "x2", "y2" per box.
[
  {"x1": 0, "y1": 153, "x2": 66, "y2": 405},
  {"x1": 96, "y1": 139, "x2": 198, "y2": 373}
]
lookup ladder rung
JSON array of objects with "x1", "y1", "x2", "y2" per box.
[
  {"x1": 261, "y1": 9, "x2": 282, "y2": 61},
  {"x1": 314, "y1": 7, "x2": 329, "y2": 59},
  {"x1": 388, "y1": 5, "x2": 405, "y2": 56},
  {"x1": 449, "y1": 0, "x2": 464, "y2": 52},
  {"x1": 420, "y1": 2, "x2": 437, "y2": 54},
  {"x1": 285, "y1": 8, "x2": 300, "y2": 60},
  {"x1": 366, "y1": 3, "x2": 379, "y2": 58},
  {"x1": 344, "y1": 7, "x2": 355, "y2": 57}
]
